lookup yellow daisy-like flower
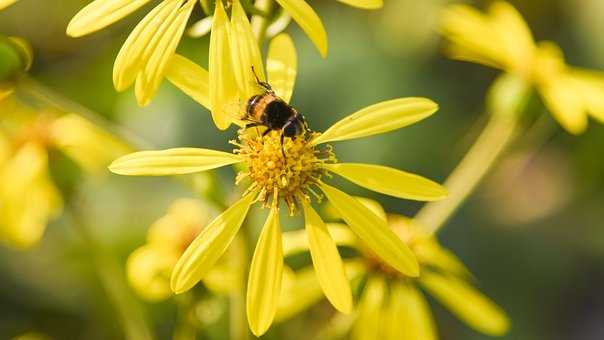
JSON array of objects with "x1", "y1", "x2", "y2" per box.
[
  {"x1": 0, "y1": 95, "x2": 130, "y2": 248},
  {"x1": 66, "y1": 0, "x2": 381, "y2": 106},
  {"x1": 109, "y1": 31, "x2": 445, "y2": 335},
  {"x1": 278, "y1": 199, "x2": 509, "y2": 339},
  {"x1": 127, "y1": 198, "x2": 239, "y2": 301},
  {"x1": 441, "y1": 1, "x2": 604, "y2": 134}
]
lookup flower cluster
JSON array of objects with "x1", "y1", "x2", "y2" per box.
[{"x1": 279, "y1": 199, "x2": 509, "y2": 339}]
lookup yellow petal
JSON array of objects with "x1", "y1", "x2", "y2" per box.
[
  {"x1": 311, "y1": 98, "x2": 438, "y2": 145},
  {"x1": 413, "y1": 238, "x2": 472, "y2": 279},
  {"x1": 569, "y1": 69, "x2": 604, "y2": 123},
  {"x1": 267, "y1": 33, "x2": 297, "y2": 103},
  {"x1": 171, "y1": 192, "x2": 256, "y2": 293},
  {"x1": 0, "y1": 0, "x2": 17, "y2": 10},
  {"x1": 229, "y1": 0, "x2": 266, "y2": 101},
  {"x1": 324, "y1": 163, "x2": 447, "y2": 201},
  {"x1": 488, "y1": 1, "x2": 535, "y2": 72},
  {"x1": 440, "y1": 4, "x2": 508, "y2": 71},
  {"x1": 187, "y1": 15, "x2": 213, "y2": 38},
  {"x1": 539, "y1": 76, "x2": 587, "y2": 134},
  {"x1": 282, "y1": 223, "x2": 357, "y2": 257},
  {"x1": 0, "y1": 143, "x2": 62, "y2": 248},
  {"x1": 109, "y1": 148, "x2": 242, "y2": 176},
  {"x1": 113, "y1": 0, "x2": 179, "y2": 91},
  {"x1": 50, "y1": 114, "x2": 131, "y2": 173},
  {"x1": 274, "y1": 0, "x2": 327, "y2": 57},
  {"x1": 164, "y1": 54, "x2": 210, "y2": 110},
  {"x1": 419, "y1": 271, "x2": 510, "y2": 336},
  {"x1": 247, "y1": 207, "x2": 283, "y2": 336},
  {"x1": 209, "y1": 0, "x2": 239, "y2": 130},
  {"x1": 352, "y1": 276, "x2": 385, "y2": 340},
  {"x1": 302, "y1": 200, "x2": 352, "y2": 314},
  {"x1": 335, "y1": 0, "x2": 382, "y2": 10},
  {"x1": 385, "y1": 281, "x2": 436, "y2": 340},
  {"x1": 276, "y1": 265, "x2": 324, "y2": 321},
  {"x1": 135, "y1": 0, "x2": 196, "y2": 106},
  {"x1": 320, "y1": 182, "x2": 419, "y2": 277},
  {"x1": 353, "y1": 197, "x2": 387, "y2": 221},
  {"x1": 126, "y1": 245, "x2": 178, "y2": 301},
  {"x1": 67, "y1": 0, "x2": 151, "y2": 37}
]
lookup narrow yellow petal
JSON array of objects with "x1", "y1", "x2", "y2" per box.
[
  {"x1": 136, "y1": 0, "x2": 196, "y2": 106},
  {"x1": 320, "y1": 182, "x2": 419, "y2": 277},
  {"x1": 164, "y1": 54, "x2": 210, "y2": 110},
  {"x1": 413, "y1": 238, "x2": 472, "y2": 279},
  {"x1": 419, "y1": 271, "x2": 510, "y2": 336},
  {"x1": 385, "y1": 281, "x2": 437, "y2": 340},
  {"x1": 109, "y1": 148, "x2": 242, "y2": 176},
  {"x1": 569, "y1": 70, "x2": 604, "y2": 123},
  {"x1": 230, "y1": 0, "x2": 266, "y2": 100},
  {"x1": 274, "y1": 0, "x2": 327, "y2": 57},
  {"x1": 209, "y1": 0, "x2": 239, "y2": 130},
  {"x1": 247, "y1": 206, "x2": 283, "y2": 336},
  {"x1": 335, "y1": 0, "x2": 382, "y2": 10},
  {"x1": 311, "y1": 98, "x2": 438, "y2": 145},
  {"x1": 324, "y1": 163, "x2": 447, "y2": 201},
  {"x1": 352, "y1": 276, "x2": 385, "y2": 340},
  {"x1": 276, "y1": 265, "x2": 324, "y2": 321},
  {"x1": 171, "y1": 192, "x2": 256, "y2": 293},
  {"x1": 488, "y1": 1, "x2": 535, "y2": 72},
  {"x1": 50, "y1": 114, "x2": 131, "y2": 173},
  {"x1": 302, "y1": 200, "x2": 352, "y2": 314},
  {"x1": 67, "y1": 0, "x2": 151, "y2": 37},
  {"x1": 539, "y1": 78, "x2": 587, "y2": 134},
  {"x1": 113, "y1": 0, "x2": 177, "y2": 91},
  {"x1": 267, "y1": 34, "x2": 297, "y2": 103}
]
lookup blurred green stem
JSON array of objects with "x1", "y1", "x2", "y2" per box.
[
  {"x1": 414, "y1": 114, "x2": 519, "y2": 235},
  {"x1": 415, "y1": 74, "x2": 531, "y2": 236}
]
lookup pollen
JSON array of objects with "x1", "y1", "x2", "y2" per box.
[{"x1": 233, "y1": 129, "x2": 335, "y2": 215}]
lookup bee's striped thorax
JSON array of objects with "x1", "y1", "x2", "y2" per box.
[{"x1": 246, "y1": 93, "x2": 280, "y2": 122}]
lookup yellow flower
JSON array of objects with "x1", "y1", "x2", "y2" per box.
[
  {"x1": 67, "y1": 0, "x2": 198, "y2": 106},
  {"x1": 278, "y1": 200, "x2": 509, "y2": 339},
  {"x1": 127, "y1": 198, "x2": 238, "y2": 301},
  {"x1": 0, "y1": 0, "x2": 18, "y2": 10},
  {"x1": 66, "y1": 0, "x2": 380, "y2": 106},
  {"x1": 0, "y1": 95, "x2": 130, "y2": 248},
  {"x1": 441, "y1": 1, "x2": 604, "y2": 134}
]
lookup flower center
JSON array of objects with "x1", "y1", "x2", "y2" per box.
[{"x1": 233, "y1": 129, "x2": 335, "y2": 214}]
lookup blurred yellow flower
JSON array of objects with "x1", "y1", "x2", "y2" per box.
[
  {"x1": 278, "y1": 200, "x2": 509, "y2": 340},
  {"x1": 127, "y1": 198, "x2": 239, "y2": 301},
  {"x1": 109, "y1": 31, "x2": 445, "y2": 335},
  {"x1": 0, "y1": 95, "x2": 130, "y2": 248},
  {"x1": 441, "y1": 1, "x2": 604, "y2": 134}
]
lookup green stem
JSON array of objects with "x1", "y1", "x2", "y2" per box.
[{"x1": 414, "y1": 114, "x2": 519, "y2": 235}]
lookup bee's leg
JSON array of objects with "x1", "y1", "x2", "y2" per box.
[
  {"x1": 251, "y1": 66, "x2": 274, "y2": 93},
  {"x1": 244, "y1": 122, "x2": 262, "y2": 129},
  {"x1": 262, "y1": 128, "x2": 273, "y2": 137},
  {"x1": 280, "y1": 133, "x2": 286, "y2": 159}
]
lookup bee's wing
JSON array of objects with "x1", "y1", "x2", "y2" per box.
[{"x1": 220, "y1": 98, "x2": 256, "y2": 126}]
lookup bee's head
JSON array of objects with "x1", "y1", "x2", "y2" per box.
[{"x1": 283, "y1": 116, "x2": 305, "y2": 138}]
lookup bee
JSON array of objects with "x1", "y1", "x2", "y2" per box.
[{"x1": 243, "y1": 68, "x2": 309, "y2": 156}]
